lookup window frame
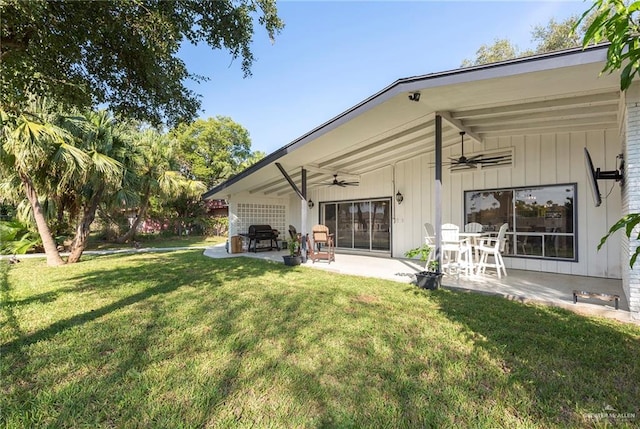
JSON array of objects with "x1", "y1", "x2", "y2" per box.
[{"x1": 464, "y1": 183, "x2": 578, "y2": 262}]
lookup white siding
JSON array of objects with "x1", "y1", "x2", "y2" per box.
[
  {"x1": 229, "y1": 130, "x2": 625, "y2": 281},
  {"x1": 302, "y1": 166, "x2": 395, "y2": 246},
  {"x1": 392, "y1": 130, "x2": 622, "y2": 279}
]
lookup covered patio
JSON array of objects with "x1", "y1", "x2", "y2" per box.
[
  {"x1": 204, "y1": 44, "x2": 639, "y2": 320},
  {"x1": 203, "y1": 244, "x2": 633, "y2": 324}
]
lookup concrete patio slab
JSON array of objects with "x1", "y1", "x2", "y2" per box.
[{"x1": 204, "y1": 244, "x2": 637, "y2": 325}]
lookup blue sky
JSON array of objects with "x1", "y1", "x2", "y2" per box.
[{"x1": 179, "y1": 0, "x2": 591, "y2": 154}]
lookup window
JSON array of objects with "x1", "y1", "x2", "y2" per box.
[{"x1": 465, "y1": 184, "x2": 576, "y2": 261}]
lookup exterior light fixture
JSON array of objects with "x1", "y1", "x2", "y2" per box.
[
  {"x1": 308, "y1": 199, "x2": 315, "y2": 209},
  {"x1": 408, "y1": 92, "x2": 421, "y2": 102},
  {"x1": 395, "y1": 191, "x2": 404, "y2": 204}
]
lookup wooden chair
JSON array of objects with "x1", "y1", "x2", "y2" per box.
[
  {"x1": 288, "y1": 225, "x2": 298, "y2": 240},
  {"x1": 308, "y1": 224, "x2": 335, "y2": 263}
]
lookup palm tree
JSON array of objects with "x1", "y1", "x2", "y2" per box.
[
  {"x1": 63, "y1": 110, "x2": 126, "y2": 263},
  {"x1": 0, "y1": 98, "x2": 89, "y2": 266},
  {"x1": 116, "y1": 129, "x2": 205, "y2": 243}
]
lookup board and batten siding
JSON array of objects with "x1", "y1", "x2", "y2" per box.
[
  {"x1": 294, "y1": 167, "x2": 395, "y2": 238},
  {"x1": 393, "y1": 130, "x2": 622, "y2": 279}
]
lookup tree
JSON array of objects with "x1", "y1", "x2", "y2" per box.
[
  {"x1": 577, "y1": 0, "x2": 640, "y2": 91},
  {"x1": 461, "y1": 14, "x2": 594, "y2": 67},
  {"x1": 1, "y1": 104, "x2": 138, "y2": 265},
  {"x1": 577, "y1": 0, "x2": 640, "y2": 267},
  {"x1": 167, "y1": 116, "x2": 261, "y2": 237},
  {"x1": 115, "y1": 129, "x2": 206, "y2": 243},
  {"x1": 531, "y1": 17, "x2": 584, "y2": 53},
  {"x1": 599, "y1": 214, "x2": 640, "y2": 267},
  {"x1": 64, "y1": 110, "x2": 127, "y2": 263},
  {"x1": 461, "y1": 39, "x2": 524, "y2": 67},
  {"x1": 0, "y1": 98, "x2": 87, "y2": 266},
  {"x1": 172, "y1": 116, "x2": 264, "y2": 188},
  {"x1": 1, "y1": 0, "x2": 284, "y2": 126}
]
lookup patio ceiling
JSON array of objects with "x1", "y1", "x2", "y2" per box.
[{"x1": 204, "y1": 45, "x2": 621, "y2": 199}]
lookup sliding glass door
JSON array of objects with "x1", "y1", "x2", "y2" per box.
[{"x1": 321, "y1": 198, "x2": 391, "y2": 253}]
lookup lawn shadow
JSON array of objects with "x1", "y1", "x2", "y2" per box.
[
  {"x1": 1, "y1": 252, "x2": 299, "y2": 353},
  {"x1": 8, "y1": 252, "x2": 638, "y2": 427},
  {"x1": 426, "y1": 289, "x2": 640, "y2": 425}
]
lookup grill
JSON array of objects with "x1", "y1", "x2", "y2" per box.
[{"x1": 247, "y1": 225, "x2": 279, "y2": 252}]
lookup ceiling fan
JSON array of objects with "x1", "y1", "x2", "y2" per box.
[
  {"x1": 447, "y1": 131, "x2": 509, "y2": 168},
  {"x1": 324, "y1": 174, "x2": 359, "y2": 187}
]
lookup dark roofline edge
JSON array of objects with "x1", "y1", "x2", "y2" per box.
[{"x1": 202, "y1": 43, "x2": 611, "y2": 200}]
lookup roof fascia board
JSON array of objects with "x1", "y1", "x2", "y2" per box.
[{"x1": 396, "y1": 45, "x2": 610, "y2": 94}]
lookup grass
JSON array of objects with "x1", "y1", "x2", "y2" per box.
[
  {"x1": 85, "y1": 234, "x2": 226, "y2": 250},
  {"x1": 1, "y1": 251, "x2": 639, "y2": 428}
]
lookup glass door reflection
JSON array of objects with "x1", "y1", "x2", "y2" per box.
[{"x1": 320, "y1": 198, "x2": 391, "y2": 253}]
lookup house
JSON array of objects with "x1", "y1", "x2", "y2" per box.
[
  {"x1": 206, "y1": 199, "x2": 229, "y2": 217},
  {"x1": 203, "y1": 44, "x2": 639, "y2": 318}
]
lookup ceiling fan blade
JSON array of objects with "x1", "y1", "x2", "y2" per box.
[
  {"x1": 325, "y1": 174, "x2": 359, "y2": 187},
  {"x1": 466, "y1": 154, "x2": 483, "y2": 161},
  {"x1": 450, "y1": 163, "x2": 477, "y2": 170}
]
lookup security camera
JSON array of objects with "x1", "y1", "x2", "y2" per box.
[{"x1": 408, "y1": 92, "x2": 421, "y2": 102}]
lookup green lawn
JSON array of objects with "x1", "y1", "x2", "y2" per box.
[
  {"x1": 85, "y1": 234, "x2": 226, "y2": 250},
  {"x1": 2, "y1": 251, "x2": 639, "y2": 428}
]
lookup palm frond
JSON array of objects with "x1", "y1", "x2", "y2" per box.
[{"x1": 90, "y1": 150, "x2": 123, "y2": 182}]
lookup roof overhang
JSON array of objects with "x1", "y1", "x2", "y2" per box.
[{"x1": 203, "y1": 44, "x2": 620, "y2": 200}]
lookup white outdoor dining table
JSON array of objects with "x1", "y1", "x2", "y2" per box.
[{"x1": 459, "y1": 232, "x2": 492, "y2": 262}]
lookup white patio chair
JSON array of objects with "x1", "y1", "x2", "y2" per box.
[
  {"x1": 476, "y1": 223, "x2": 509, "y2": 278},
  {"x1": 423, "y1": 222, "x2": 436, "y2": 266},
  {"x1": 441, "y1": 223, "x2": 473, "y2": 276},
  {"x1": 464, "y1": 222, "x2": 484, "y2": 233}
]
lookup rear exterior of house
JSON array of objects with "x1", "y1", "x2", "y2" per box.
[{"x1": 204, "y1": 45, "x2": 639, "y2": 318}]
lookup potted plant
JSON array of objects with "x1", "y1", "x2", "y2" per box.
[
  {"x1": 283, "y1": 238, "x2": 302, "y2": 266},
  {"x1": 405, "y1": 245, "x2": 443, "y2": 290}
]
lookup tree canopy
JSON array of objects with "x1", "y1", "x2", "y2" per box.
[
  {"x1": 461, "y1": 39, "x2": 521, "y2": 67},
  {"x1": 578, "y1": 0, "x2": 640, "y2": 91},
  {"x1": 1, "y1": 0, "x2": 284, "y2": 126},
  {"x1": 461, "y1": 14, "x2": 592, "y2": 67},
  {"x1": 172, "y1": 116, "x2": 264, "y2": 188}
]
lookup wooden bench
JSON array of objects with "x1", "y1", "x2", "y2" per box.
[{"x1": 573, "y1": 290, "x2": 620, "y2": 310}]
